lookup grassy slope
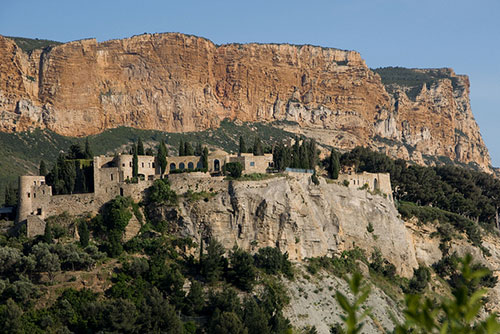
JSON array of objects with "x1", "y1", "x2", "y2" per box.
[
  {"x1": 0, "y1": 120, "x2": 298, "y2": 203},
  {"x1": 5, "y1": 36, "x2": 62, "y2": 52}
]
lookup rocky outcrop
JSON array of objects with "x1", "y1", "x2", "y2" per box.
[
  {"x1": 157, "y1": 174, "x2": 418, "y2": 277},
  {"x1": 0, "y1": 33, "x2": 491, "y2": 171}
]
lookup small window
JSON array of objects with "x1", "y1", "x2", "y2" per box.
[
  {"x1": 41, "y1": 181, "x2": 45, "y2": 185},
  {"x1": 34, "y1": 181, "x2": 37, "y2": 185},
  {"x1": 129, "y1": 162, "x2": 132, "y2": 167},
  {"x1": 152, "y1": 162, "x2": 155, "y2": 168},
  {"x1": 37, "y1": 208, "x2": 42, "y2": 215},
  {"x1": 33, "y1": 193, "x2": 36, "y2": 198},
  {"x1": 27, "y1": 192, "x2": 30, "y2": 198},
  {"x1": 142, "y1": 162, "x2": 144, "y2": 168},
  {"x1": 42, "y1": 190, "x2": 45, "y2": 195},
  {"x1": 250, "y1": 161, "x2": 255, "y2": 167},
  {"x1": 110, "y1": 174, "x2": 114, "y2": 181},
  {"x1": 122, "y1": 163, "x2": 125, "y2": 167}
]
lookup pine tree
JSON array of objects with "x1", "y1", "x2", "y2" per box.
[
  {"x1": 157, "y1": 140, "x2": 168, "y2": 175},
  {"x1": 137, "y1": 137, "x2": 145, "y2": 155},
  {"x1": 178, "y1": 139, "x2": 184, "y2": 156},
  {"x1": 84, "y1": 138, "x2": 93, "y2": 159},
  {"x1": 239, "y1": 136, "x2": 246, "y2": 155},
  {"x1": 39, "y1": 160, "x2": 48, "y2": 176}
]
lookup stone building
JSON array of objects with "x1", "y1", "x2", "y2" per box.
[
  {"x1": 16, "y1": 150, "x2": 274, "y2": 233},
  {"x1": 337, "y1": 166, "x2": 393, "y2": 201}
]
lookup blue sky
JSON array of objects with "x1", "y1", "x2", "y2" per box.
[{"x1": 1, "y1": 0, "x2": 499, "y2": 165}]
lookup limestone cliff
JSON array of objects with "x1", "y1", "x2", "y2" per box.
[
  {"x1": 0, "y1": 33, "x2": 491, "y2": 171},
  {"x1": 157, "y1": 174, "x2": 418, "y2": 278}
]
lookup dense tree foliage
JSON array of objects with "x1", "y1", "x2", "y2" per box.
[
  {"x1": 137, "y1": 137, "x2": 145, "y2": 155},
  {"x1": 273, "y1": 138, "x2": 318, "y2": 171},
  {"x1": 239, "y1": 135, "x2": 247, "y2": 155},
  {"x1": 341, "y1": 146, "x2": 500, "y2": 229},
  {"x1": 157, "y1": 139, "x2": 168, "y2": 174},
  {"x1": 45, "y1": 143, "x2": 94, "y2": 195},
  {"x1": 225, "y1": 162, "x2": 243, "y2": 178}
]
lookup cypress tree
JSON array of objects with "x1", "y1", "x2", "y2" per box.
[
  {"x1": 184, "y1": 142, "x2": 194, "y2": 156},
  {"x1": 239, "y1": 136, "x2": 246, "y2": 155},
  {"x1": 78, "y1": 220, "x2": 90, "y2": 247},
  {"x1": 329, "y1": 149, "x2": 340, "y2": 179},
  {"x1": 39, "y1": 160, "x2": 48, "y2": 176},
  {"x1": 202, "y1": 147, "x2": 209, "y2": 170},
  {"x1": 253, "y1": 137, "x2": 263, "y2": 156},
  {"x1": 84, "y1": 138, "x2": 93, "y2": 159},
  {"x1": 307, "y1": 139, "x2": 317, "y2": 169},
  {"x1": 292, "y1": 138, "x2": 300, "y2": 168},
  {"x1": 195, "y1": 142, "x2": 203, "y2": 156},
  {"x1": 179, "y1": 139, "x2": 185, "y2": 156},
  {"x1": 132, "y1": 144, "x2": 139, "y2": 178},
  {"x1": 137, "y1": 137, "x2": 145, "y2": 155},
  {"x1": 4, "y1": 184, "x2": 17, "y2": 207},
  {"x1": 157, "y1": 140, "x2": 168, "y2": 175}
]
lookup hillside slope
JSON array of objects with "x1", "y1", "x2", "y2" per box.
[{"x1": 0, "y1": 33, "x2": 491, "y2": 171}]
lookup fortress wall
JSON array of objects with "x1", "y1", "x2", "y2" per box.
[
  {"x1": 46, "y1": 193, "x2": 100, "y2": 218},
  {"x1": 338, "y1": 172, "x2": 393, "y2": 200},
  {"x1": 168, "y1": 173, "x2": 227, "y2": 194},
  {"x1": 121, "y1": 180, "x2": 155, "y2": 202}
]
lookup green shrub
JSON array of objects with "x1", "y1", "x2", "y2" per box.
[
  {"x1": 147, "y1": 179, "x2": 177, "y2": 205},
  {"x1": 224, "y1": 162, "x2": 243, "y2": 178}
]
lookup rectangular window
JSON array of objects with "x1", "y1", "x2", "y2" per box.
[
  {"x1": 250, "y1": 161, "x2": 255, "y2": 167},
  {"x1": 27, "y1": 192, "x2": 30, "y2": 198},
  {"x1": 152, "y1": 162, "x2": 155, "y2": 168},
  {"x1": 122, "y1": 163, "x2": 125, "y2": 167},
  {"x1": 110, "y1": 174, "x2": 114, "y2": 181},
  {"x1": 37, "y1": 208, "x2": 42, "y2": 215},
  {"x1": 142, "y1": 162, "x2": 144, "y2": 168},
  {"x1": 33, "y1": 193, "x2": 36, "y2": 198},
  {"x1": 129, "y1": 162, "x2": 132, "y2": 167}
]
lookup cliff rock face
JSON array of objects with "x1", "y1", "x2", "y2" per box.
[
  {"x1": 0, "y1": 33, "x2": 491, "y2": 170},
  {"x1": 158, "y1": 175, "x2": 418, "y2": 278}
]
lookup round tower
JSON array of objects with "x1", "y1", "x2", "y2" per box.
[{"x1": 16, "y1": 175, "x2": 45, "y2": 223}]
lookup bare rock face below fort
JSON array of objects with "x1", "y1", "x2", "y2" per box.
[
  {"x1": 0, "y1": 33, "x2": 491, "y2": 171},
  {"x1": 155, "y1": 175, "x2": 418, "y2": 278}
]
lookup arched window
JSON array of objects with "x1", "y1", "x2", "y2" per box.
[
  {"x1": 188, "y1": 162, "x2": 194, "y2": 169},
  {"x1": 214, "y1": 159, "x2": 220, "y2": 172},
  {"x1": 197, "y1": 161, "x2": 203, "y2": 169},
  {"x1": 169, "y1": 163, "x2": 176, "y2": 171},
  {"x1": 179, "y1": 162, "x2": 185, "y2": 170},
  {"x1": 374, "y1": 178, "x2": 378, "y2": 190}
]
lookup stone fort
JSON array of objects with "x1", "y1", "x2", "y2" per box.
[
  {"x1": 16, "y1": 150, "x2": 274, "y2": 234},
  {"x1": 16, "y1": 150, "x2": 392, "y2": 237}
]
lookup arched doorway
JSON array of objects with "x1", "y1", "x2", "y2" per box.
[
  {"x1": 188, "y1": 162, "x2": 194, "y2": 170},
  {"x1": 179, "y1": 162, "x2": 185, "y2": 170},
  {"x1": 169, "y1": 163, "x2": 176, "y2": 171},
  {"x1": 214, "y1": 159, "x2": 220, "y2": 172}
]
